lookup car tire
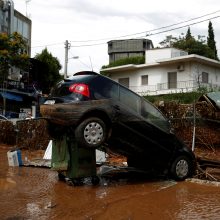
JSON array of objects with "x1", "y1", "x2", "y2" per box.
[
  {"x1": 75, "y1": 117, "x2": 106, "y2": 148},
  {"x1": 170, "y1": 155, "x2": 193, "y2": 181}
]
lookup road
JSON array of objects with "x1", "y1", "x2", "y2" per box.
[{"x1": 1, "y1": 145, "x2": 220, "y2": 220}]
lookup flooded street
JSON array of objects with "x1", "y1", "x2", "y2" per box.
[{"x1": 1, "y1": 146, "x2": 220, "y2": 220}]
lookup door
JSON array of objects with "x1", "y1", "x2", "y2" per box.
[
  {"x1": 108, "y1": 85, "x2": 143, "y2": 157},
  {"x1": 118, "y1": 77, "x2": 129, "y2": 88},
  {"x1": 139, "y1": 98, "x2": 175, "y2": 168},
  {"x1": 168, "y1": 72, "x2": 177, "y2": 89}
]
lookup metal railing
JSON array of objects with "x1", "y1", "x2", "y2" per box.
[{"x1": 129, "y1": 80, "x2": 220, "y2": 96}]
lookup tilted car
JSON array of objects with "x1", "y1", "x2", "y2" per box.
[{"x1": 40, "y1": 71, "x2": 196, "y2": 180}]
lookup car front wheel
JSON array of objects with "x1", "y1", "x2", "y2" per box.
[
  {"x1": 75, "y1": 117, "x2": 106, "y2": 148},
  {"x1": 170, "y1": 155, "x2": 193, "y2": 181}
]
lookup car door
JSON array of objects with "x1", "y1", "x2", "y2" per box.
[
  {"x1": 108, "y1": 85, "x2": 150, "y2": 156},
  {"x1": 136, "y1": 98, "x2": 176, "y2": 168}
]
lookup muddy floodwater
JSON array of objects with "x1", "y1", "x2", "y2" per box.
[{"x1": 1, "y1": 146, "x2": 220, "y2": 220}]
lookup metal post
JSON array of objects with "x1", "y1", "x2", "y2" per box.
[
  {"x1": 64, "y1": 40, "x2": 70, "y2": 79},
  {"x1": 192, "y1": 101, "x2": 196, "y2": 152}
]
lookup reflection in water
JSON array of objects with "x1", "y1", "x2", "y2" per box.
[
  {"x1": 0, "y1": 177, "x2": 16, "y2": 191},
  {"x1": 176, "y1": 184, "x2": 220, "y2": 220}
]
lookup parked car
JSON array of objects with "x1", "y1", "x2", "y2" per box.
[
  {"x1": 0, "y1": 114, "x2": 9, "y2": 121},
  {"x1": 40, "y1": 71, "x2": 196, "y2": 180}
]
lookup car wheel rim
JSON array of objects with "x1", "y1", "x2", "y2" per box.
[
  {"x1": 84, "y1": 122, "x2": 103, "y2": 145},
  {"x1": 176, "y1": 159, "x2": 188, "y2": 178}
]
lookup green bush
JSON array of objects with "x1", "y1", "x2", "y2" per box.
[
  {"x1": 102, "y1": 56, "x2": 145, "y2": 69},
  {"x1": 144, "y1": 91, "x2": 204, "y2": 104}
]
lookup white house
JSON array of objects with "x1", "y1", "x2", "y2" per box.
[{"x1": 101, "y1": 48, "x2": 220, "y2": 95}]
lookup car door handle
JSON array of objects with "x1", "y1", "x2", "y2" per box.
[{"x1": 113, "y1": 105, "x2": 120, "y2": 111}]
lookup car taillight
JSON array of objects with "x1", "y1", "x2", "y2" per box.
[{"x1": 69, "y1": 83, "x2": 90, "y2": 97}]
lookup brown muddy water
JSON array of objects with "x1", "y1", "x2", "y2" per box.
[{"x1": 1, "y1": 146, "x2": 220, "y2": 220}]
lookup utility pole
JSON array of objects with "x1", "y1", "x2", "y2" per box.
[{"x1": 64, "y1": 40, "x2": 71, "y2": 79}]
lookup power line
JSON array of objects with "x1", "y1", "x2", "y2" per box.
[
  {"x1": 70, "y1": 15, "x2": 220, "y2": 48},
  {"x1": 69, "y1": 10, "x2": 220, "y2": 43},
  {"x1": 31, "y1": 42, "x2": 64, "y2": 48},
  {"x1": 146, "y1": 15, "x2": 220, "y2": 37},
  {"x1": 31, "y1": 10, "x2": 220, "y2": 49}
]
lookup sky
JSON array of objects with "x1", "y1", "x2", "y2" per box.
[{"x1": 13, "y1": 0, "x2": 220, "y2": 77}]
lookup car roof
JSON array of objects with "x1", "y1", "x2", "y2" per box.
[
  {"x1": 69, "y1": 71, "x2": 143, "y2": 99},
  {"x1": 73, "y1": 71, "x2": 98, "y2": 76}
]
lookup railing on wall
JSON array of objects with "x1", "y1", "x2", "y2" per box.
[{"x1": 129, "y1": 80, "x2": 220, "y2": 96}]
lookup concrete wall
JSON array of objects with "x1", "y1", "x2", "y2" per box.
[{"x1": 145, "y1": 48, "x2": 188, "y2": 64}]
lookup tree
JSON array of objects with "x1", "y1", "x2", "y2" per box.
[
  {"x1": 172, "y1": 27, "x2": 216, "y2": 60},
  {"x1": 34, "y1": 48, "x2": 62, "y2": 94},
  {"x1": 207, "y1": 21, "x2": 218, "y2": 60},
  {"x1": 159, "y1": 35, "x2": 178, "y2": 47},
  {"x1": 0, "y1": 32, "x2": 29, "y2": 82},
  {"x1": 185, "y1": 27, "x2": 192, "y2": 40}
]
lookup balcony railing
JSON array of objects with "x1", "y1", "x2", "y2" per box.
[{"x1": 129, "y1": 80, "x2": 220, "y2": 96}]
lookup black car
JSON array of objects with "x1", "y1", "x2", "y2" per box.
[{"x1": 40, "y1": 71, "x2": 196, "y2": 180}]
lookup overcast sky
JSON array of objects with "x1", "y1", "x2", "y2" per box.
[{"x1": 13, "y1": 0, "x2": 220, "y2": 77}]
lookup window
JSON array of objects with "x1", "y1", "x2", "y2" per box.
[
  {"x1": 202, "y1": 72, "x2": 208, "y2": 83},
  {"x1": 141, "y1": 75, "x2": 148, "y2": 85},
  {"x1": 23, "y1": 22, "x2": 29, "y2": 39},
  {"x1": 119, "y1": 78, "x2": 129, "y2": 88},
  {"x1": 119, "y1": 86, "x2": 140, "y2": 113},
  {"x1": 91, "y1": 77, "x2": 119, "y2": 100},
  {"x1": 17, "y1": 18, "x2": 23, "y2": 34},
  {"x1": 141, "y1": 99, "x2": 169, "y2": 132},
  {"x1": 168, "y1": 72, "x2": 177, "y2": 89}
]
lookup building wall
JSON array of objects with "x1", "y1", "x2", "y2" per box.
[
  {"x1": 108, "y1": 61, "x2": 220, "y2": 95},
  {"x1": 145, "y1": 48, "x2": 188, "y2": 63},
  {"x1": 0, "y1": 2, "x2": 31, "y2": 55},
  {"x1": 191, "y1": 62, "x2": 220, "y2": 87},
  {"x1": 14, "y1": 10, "x2": 31, "y2": 55},
  {"x1": 0, "y1": 0, "x2": 13, "y2": 33},
  {"x1": 108, "y1": 39, "x2": 153, "y2": 63}
]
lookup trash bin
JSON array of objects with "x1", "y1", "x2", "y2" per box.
[{"x1": 51, "y1": 134, "x2": 98, "y2": 185}]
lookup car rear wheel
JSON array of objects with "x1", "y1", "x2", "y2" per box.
[
  {"x1": 170, "y1": 155, "x2": 193, "y2": 181},
  {"x1": 75, "y1": 117, "x2": 106, "y2": 148}
]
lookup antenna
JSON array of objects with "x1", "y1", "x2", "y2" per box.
[{"x1": 25, "y1": 0, "x2": 31, "y2": 17}]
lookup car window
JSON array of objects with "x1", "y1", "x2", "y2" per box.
[
  {"x1": 141, "y1": 99, "x2": 169, "y2": 131},
  {"x1": 91, "y1": 77, "x2": 119, "y2": 100},
  {"x1": 119, "y1": 86, "x2": 141, "y2": 113}
]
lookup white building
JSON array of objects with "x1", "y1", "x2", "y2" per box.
[{"x1": 102, "y1": 48, "x2": 220, "y2": 95}]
